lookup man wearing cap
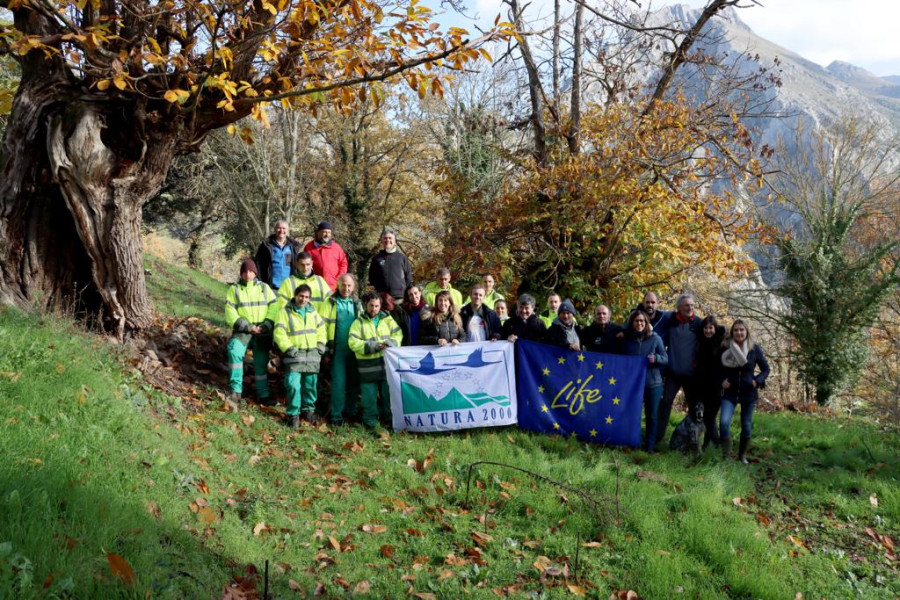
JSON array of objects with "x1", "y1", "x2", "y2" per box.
[
  {"x1": 255, "y1": 220, "x2": 302, "y2": 290},
  {"x1": 224, "y1": 259, "x2": 278, "y2": 410},
  {"x1": 546, "y1": 299, "x2": 581, "y2": 351},
  {"x1": 367, "y1": 227, "x2": 413, "y2": 301},
  {"x1": 304, "y1": 221, "x2": 348, "y2": 292}
]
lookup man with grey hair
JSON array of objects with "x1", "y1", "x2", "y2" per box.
[
  {"x1": 255, "y1": 219, "x2": 302, "y2": 290},
  {"x1": 656, "y1": 293, "x2": 702, "y2": 446},
  {"x1": 501, "y1": 293, "x2": 547, "y2": 343},
  {"x1": 367, "y1": 227, "x2": 413, "y2": 301}
]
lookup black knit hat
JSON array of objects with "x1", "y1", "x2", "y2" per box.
[
  {"x1": 558, "y1": 299, "x2": 577, "y2": 315},
  {"x1": 316, "y1": 221, "x2": 333, "y2": 232}
]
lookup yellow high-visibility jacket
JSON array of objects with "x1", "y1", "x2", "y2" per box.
[
  {"x1": 225, "y1": 280, "x2": 276, "y2": 340},
  {"x1": 273, "y1": 302, "x2": 327, "y2": 373},
  {"x1": 483, "y1": 290, "x2": 505, "y2": 310},
  {"x1": 423, "y1": 281, "x2": 463, "y2": 309},
  {"x1": 348, "y1": 312, "x2": 402, "y2": 382},
  {"x1": 275, "y1": 272, "x2": 331, "y2": 317}
]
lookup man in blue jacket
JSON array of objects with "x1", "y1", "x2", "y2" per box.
[
  {"x1": 656, "y1": 294, "x2": 701, "y2": 445},
  {"x1": 254, "y1": 220, "x2": 302, "y2": 290}
]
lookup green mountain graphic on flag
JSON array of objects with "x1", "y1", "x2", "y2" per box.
[{"x1": 401, "y1": 381, "x2": 510, "y2": 414}]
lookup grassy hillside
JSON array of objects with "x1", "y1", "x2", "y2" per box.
[
  {"x1": 0, "y1": 261, "x2": 897, "y2": 598},
  {"x1": 145, "y1": 254, "x2": 229, "y2": 327}
]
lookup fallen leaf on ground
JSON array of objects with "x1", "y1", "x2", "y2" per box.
[
  {"x1": 870, "y1": 494, "x2": 878, "y2": 507},
  {"x1": 533, "y1": 555, "x2": 552, "y2": 573},
  {"x1": 788, "y1": 536, "x2": 807, "y2": 550},
  {"x1": 567, "y1": 584, "x2": 587, "y2": 596},
  {"x1": 445, "y1": 553, "x2": 467, "y2": 566},
  {"x1": 353, "y1": 581, "x2": 371, "y2": 595},
  {"x1": 361, "y1": 524, "x2": 387, "y2": 533},
  {"x1": 198, "y1": 506, "x2": 217, "y2": 524},
  {"x1": 145, "y1": 500, "x2": 161, "y2": 520},
  {"x1": 253, "y1": 522, "x2": 269, "y2": 536},
  {"x1": 107, "y1": 553, "x2": 135, "y2": 585}
]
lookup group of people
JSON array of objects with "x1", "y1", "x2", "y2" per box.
[{"x1": 227, "y1": 221, "x2": 770, "y2": 459}]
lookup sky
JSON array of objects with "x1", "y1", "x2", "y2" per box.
[{"x1": 451, "y1": 0, "x2": 900, "y2": 77}]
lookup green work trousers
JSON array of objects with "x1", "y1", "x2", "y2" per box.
[
  {"x1": 285, "y1": 372, "x2": 318, "y2": 416},
  {"x1": 360, "y1": 380, "x2": 391, "y2": 428},
  {"x1": 330, "y1": 348, "x2": 359, "y2": 424},
  {"x1": 227, "y1": 335, "x2": 271, "y2": 399}
]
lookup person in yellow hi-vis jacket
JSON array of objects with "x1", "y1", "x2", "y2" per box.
[
  {"x1": 275, "y1": 251, "x2": 331, "y2": 317},
  {"x1": 225, "y1": 259, "x2": 277, "y2": 410},
  {"x1": 273, "y1": 284, "x2": 327, "y2": 428},
  {"x1": 348, "y1": 292, "x2": 402, "y2": 431}
]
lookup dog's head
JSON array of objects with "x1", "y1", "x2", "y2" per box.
[{"x1": 691, "y1": 402, "x2": 704, "y2": 421}]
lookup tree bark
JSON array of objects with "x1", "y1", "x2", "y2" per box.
[{"x1": 1, "y1": 68, "x2": 178, "y2": 336}]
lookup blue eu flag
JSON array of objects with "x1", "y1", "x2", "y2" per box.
[{"x1": 516, "y1": 340, "x2": 647, "y2": 447}]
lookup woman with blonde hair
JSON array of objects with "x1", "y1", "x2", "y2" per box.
[
  {"x1": 720, "y1": 319, "x2": 770, "y2": 464},
  {"x1": 419, "y1": 290, "x2": 466, "y2": 346}
]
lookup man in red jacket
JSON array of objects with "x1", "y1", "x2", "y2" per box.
[{"x1": 304, "y1": 221, "x2": 348, "y2": 291}]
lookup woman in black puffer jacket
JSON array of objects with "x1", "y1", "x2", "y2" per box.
[
  {"x1": 419, "y1": 290, "x2": 466, "y2": 346},
  {"x1": 695, "y1": 315, "x2": 725, "y2": 450},
  {"x1": 719, "y1": 319, "x2": 770, "y2": 464}
]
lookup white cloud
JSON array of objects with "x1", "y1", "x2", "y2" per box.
[
  {"x1": 670, "y1": 0, "x2": 900, "y2": 75},
  {"x1": 452, "y1": 0, "x2": 900, "y2": 76},
  {"x1": 737, "y1": 0, "x2": 900, "y2": 75}
]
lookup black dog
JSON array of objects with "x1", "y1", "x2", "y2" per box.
[{"x1": 669, "y1": 402, "x2": 705, "y2": 453}]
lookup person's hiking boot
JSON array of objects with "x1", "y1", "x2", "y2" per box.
[
  {"x1": 226, "y1": 392, "x2": 242, "y2": 412},
  {"x1": 257, "y1": 396, "x2": 277, "y2": 407},
  {"x1": 721, "y1": 435, "x2": 732, "y2": 460},
  {"x1": 302, "y1": 410, "x2": 318, "y2": 425},
  {"x1": 738, "y1": 436, "x2": 751, "y2": 464},
  {"x1": 288, "y1": 415, "x2": 301, "y2": 429}
]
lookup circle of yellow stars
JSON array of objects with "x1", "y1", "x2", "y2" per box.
[{"x1": 535, "y1": 353, "x2": 623, "y2": 436}]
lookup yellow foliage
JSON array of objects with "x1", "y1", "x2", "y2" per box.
[{"x1": 434, "y1": 98, "x2": 762, "y2": 308}]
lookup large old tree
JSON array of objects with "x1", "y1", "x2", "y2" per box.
[{"x1": 0, "y1": 0, "x2": 506, "y2": 335}]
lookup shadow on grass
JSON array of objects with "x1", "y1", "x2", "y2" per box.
[{"x1": 0, "y1": 461, "x2": 244, "y2": 599}]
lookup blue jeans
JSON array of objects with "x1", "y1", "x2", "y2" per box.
[
  {"x1": 719, "y1": 397, "x2": 755, "y2": 439},
  {"x1": 644, "y1": 385, "x2": 663, "y2": 451}
]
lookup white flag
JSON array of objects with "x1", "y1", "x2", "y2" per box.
[{"x1": 384, "y1": 341, "x2": 518, "y2": 432}]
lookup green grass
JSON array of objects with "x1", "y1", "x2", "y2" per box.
[
  {"x1": 0, "y1": 308, "x2": 232, "y2": 598},
  {"x1": 144, "y1": 254, "x2": 229, "y2": 327},
  {"x1": 1, "y1": 273, "x2": 898, "y2": 598}
]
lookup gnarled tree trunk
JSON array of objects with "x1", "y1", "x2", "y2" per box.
[{"x1": 0, "y1": 51, "x2": 179, "y2": 335}]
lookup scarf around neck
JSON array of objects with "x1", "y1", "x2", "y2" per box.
[
  {"x1": 721, "y1": 339, "x2": 749, "y2": 368},
  {"x1": 675, "y1": 311, "x2": 694, "y2": 324}
]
